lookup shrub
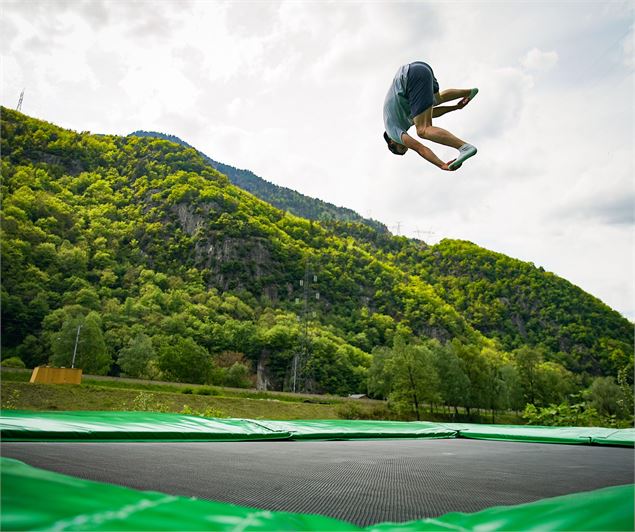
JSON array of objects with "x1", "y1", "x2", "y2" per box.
[
  {"x1": 522, "y1": 402, "x2": 624, "y2": 427},
  {"x1": 1, "y1": 357, "x2": 26, "y2": 368},
  {"x1": 130, "y1": 392, "x2": 169, "y2": 412},
  {"x1": 181, "y1": 404, "x2": 227, "y2": 418},
  {"x1": 336, "y1": 401, "x2": 366, "y2": 420},
  {"x1": 194, "y1": 386, "x2": 219, "y2": 396}
]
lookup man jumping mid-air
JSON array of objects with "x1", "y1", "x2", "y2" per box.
[{"x1": 383, "y1": 61, "x2": 478, "y2": 171}]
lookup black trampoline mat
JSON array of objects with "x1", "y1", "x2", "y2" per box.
[{"x1": 3, "y1": 439, "x2": 633, "y2": 526}]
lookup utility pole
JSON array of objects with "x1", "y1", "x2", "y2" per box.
[{"x1": 71, "y1": 324, "x2": 82, "y2": 369}]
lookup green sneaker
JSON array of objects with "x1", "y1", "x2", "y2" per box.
[{"x1": 458, "y1": 88, "x2": 479, "y2": 108}]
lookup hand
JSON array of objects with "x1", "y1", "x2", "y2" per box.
[
  {"x1": 456, "y1": 97, "x2": 470, "y2": 109},
  {"x1": 441, "y1": 159, "x2": 461, "y2": 171}
]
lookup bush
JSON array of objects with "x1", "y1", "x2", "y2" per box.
[
  {"x1": 521, "y1": 402, "x2": 626, "y2": 427},
  {"x1": 1, "y1": 357, "x2": 26, "y2": 368},
  {"x1": 194, "y1": 386, "x2": 219, "y2": 396},
  {"x1": 181, "y1": 404, "x2": 227, "y2": 418},
  {"x1": 130, "y1": 392, "x2": 169, "y2": 412},
  {"x1": 336, "y1": 402, "x2": 394, "y2": 421},
  {"x1": 336, "y1": 402, "x2": 366, "y2": 419}
]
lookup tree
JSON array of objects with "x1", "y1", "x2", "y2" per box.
[
  {"x1": 117, "y1": 333, "x2": 158, "y2": 379},
  {"x1": 513, "y1": 345, "x2": 543, "y2": 405},
  {"x1": 367, "y1": 346, "x2": 393, "y2": 399},
  {"x1": 305, "y1": 335, "x2": 370, "y2": 395},
  {"x1": 225, "y1": 362, "x2": 252, "y2": 388},
  {"x1": 535, "y1": 361, "x2": 574, "y2": 406},
  {"x1": 155, "y1": 335, "x2": 213, "y2": 384},
  {"x1": 448, "y1": 339, "x2": 487, "y2": 415},
  {"x1": 371, "y1": 336, "x2": 440, "y2": 420},
  {"x1": 585, "y1": 376, "x2": 623, "y2": 417},
  {"x1": 480, "y1": 346, "x2": 520, "y2": 421},
  {"x1": 499, "y1": 362, "x2": 524, "y2": 412},
  {"x1": 209, "y1": 352, "x2": 253, "y2": 388},
  {"x1": 49, "y1": 311, "x2": 111, "y2": 375},
  {"x1": 433, "y1": 343, "x2": 470, "y2": 416},
  {"x1": 16, "y1": 333, "x2": 48, "y2": 368},
  {"x1": 616, "y1": 368, "x2": 634, "y2": 421}
]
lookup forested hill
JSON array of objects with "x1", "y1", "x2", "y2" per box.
[
  {"x1": 129, "y1": 130, "x2": 387, "y2": 233},
  {"x1": 393, "y1": 239, "x2": 633, "y2": 376},
  {"x1": 2, "y1": 108, "x2": 632, "y2": 421}
]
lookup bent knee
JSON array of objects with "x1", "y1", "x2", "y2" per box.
[{"x1": 416, "y1": 125, "x2": 431, "y2": 139}]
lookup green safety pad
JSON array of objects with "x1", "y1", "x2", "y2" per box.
[
  {"x1": 592, "y1": 428, "x2": 635, "y2": 447},
  {"x1": 0, "y1": 411, "x2": 290, "y2": 442},
  {"x1": 368, "y1": 484, "x2": 635, "y2": 532},
  {"x1": 440, "y1": 423, "x2": 635, "y2": 446},
  {"x1": 2, "y1": 457, "x2": 633, "y2": 531},
  {"x1": 0, "y1": 412, "x2": 458, "y2": 442},
  {"x1": 0, "y1": 458, "x2": 357, "y2": 531},
  {"x1": 259, "y1": 419, "x2": 457, "y2": 440},
  {"x1": 2, "y1": 411, "x2": 633, "y2": 446}
]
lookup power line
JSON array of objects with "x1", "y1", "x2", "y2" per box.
[{"x1": 414, "y1": 227, "x2": 435, "y2": 240}]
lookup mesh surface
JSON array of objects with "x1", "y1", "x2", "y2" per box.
[{"x1": 3, "y1": 439, "x2": 633, "y2": 526}]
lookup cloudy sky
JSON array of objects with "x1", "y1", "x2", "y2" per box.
[{"x1": 2, "y1": 0, "x2": 633, "y2": 319}]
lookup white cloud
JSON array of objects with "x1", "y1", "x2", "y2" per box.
[{"x1": 521, "y1": 48, "x2": 559, "y2": 72}]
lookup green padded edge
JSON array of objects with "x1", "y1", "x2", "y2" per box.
[
  {"x1": 439, "y1": 423, "x2": 634, "y2": 447},
  {"x1": 591, "y1": 428, "x2": 635, "y2": 446},
  {"x1": 257, "y1": 419, "x2": 457, "y2": 440},
  {"x1": 1, "y1": 411, "x2": 633, "y2": 446},
  {"x1": 0, "y1": 411, "x2": 290, "y2": 442},
  {"x1": 368, "y1": 483, "x2": 634, "y2": 532}
]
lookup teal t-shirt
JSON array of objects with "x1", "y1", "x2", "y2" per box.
[{"x1": 383, "y1": 64, "x2": 413, "y2": 145}]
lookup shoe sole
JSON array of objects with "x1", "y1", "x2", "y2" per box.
[{"x1": 449, "y1": 146, "x2": 477, "y2": 170}]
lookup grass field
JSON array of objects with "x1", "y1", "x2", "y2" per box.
[
  {"x1": 0, "y1": 369, "x2": 391, "y2": 420},
  {"x1": 0, "y1": 369, "x2": 524, "y2": 423}
]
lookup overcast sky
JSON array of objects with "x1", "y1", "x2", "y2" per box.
[{"x1": 2, "y1": 0, "x2": 633, "y2": 320}]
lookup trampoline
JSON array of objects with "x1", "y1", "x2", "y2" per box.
[
  {"x1": 1, "y1": 411, "x2": 634, "y2": 530},
  {"x1": 2, "y1": 439, "x2": 634, "y2": 526}
]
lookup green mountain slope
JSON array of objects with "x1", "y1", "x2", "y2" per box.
[
  {"x1": 1, "y1": 109, "x2": 632, "y2": 418},
  {"x1": 1, "y1": 109, "x2": 477, "y2": 393},
  {"x1": 129, "y1": 130, "x2": 387, "y2": 233},
  {"x1": 391, "y1": 239, "x2": 633, "y2": 376}
]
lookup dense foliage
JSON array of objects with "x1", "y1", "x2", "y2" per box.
[
  {"x1": 130, "y1": 131, "x2": 388, "y2": 232},
  {"x1": 2, "y1": 109, "x2": 632, "y2": 424},
  {"x1": 390, "y1": 239, "x2": 633, "y2": 377}
]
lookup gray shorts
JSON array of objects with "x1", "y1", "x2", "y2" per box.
[{"x1": 406, "y1": 62, "x2": 440, "y2": 118}]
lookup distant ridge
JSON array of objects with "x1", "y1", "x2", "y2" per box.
[{"x1": 129, "y1": 130, "x2": 388, "y2": 233}]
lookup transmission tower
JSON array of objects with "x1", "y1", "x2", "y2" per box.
[
  {"x1": 292, "y1": 258, "x2": 319, "y2": 393},
  {"x1": 16, "y1": 90, "x2": 24, "y2": 112}
]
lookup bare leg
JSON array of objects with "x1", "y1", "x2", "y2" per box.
[
  {"x1": 435, "y1": 89, "x2": 472, "y2": 104},
  {"x1": 413, "y1": 107, "x2": 465, "y2": 149}
]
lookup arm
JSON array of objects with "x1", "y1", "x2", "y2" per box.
[{"x1": 400, "y1": 132, "x2": 455, "y2": 171}]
